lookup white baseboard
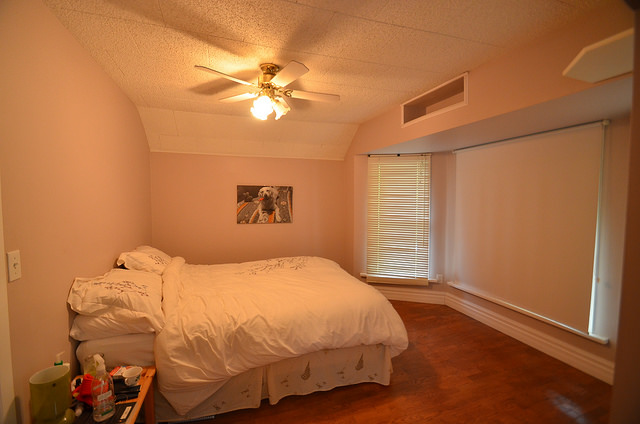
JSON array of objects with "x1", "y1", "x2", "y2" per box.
[
  {"x1": 373, "y1": 285, "x2": 446, "y2": 304},
  {"x1": 377, "y1": 286, "x2": 615, "y2": 384}
]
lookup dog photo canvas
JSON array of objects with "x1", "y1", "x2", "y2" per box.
[{"x1": 236, "y1": 185, "x2": 293, "y2": 224}]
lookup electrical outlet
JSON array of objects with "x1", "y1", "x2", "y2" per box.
[
  {"x1": 436, "y1": 273, "x2": 444, "y2": 284},
  {"x1": 7, "y1": 250, "x2": 21, "y2": 282}
]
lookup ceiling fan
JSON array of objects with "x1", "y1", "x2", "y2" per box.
[{"x1": 195, "y1": 61, "x2": 340, "y2": 120}]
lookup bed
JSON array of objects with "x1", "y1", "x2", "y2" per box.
[{"x1": 68, "y1": 246, "x2": 408, "y2": 421}]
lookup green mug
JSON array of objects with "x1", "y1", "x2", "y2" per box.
[{"x1": 29, "y1": 365, "x2": 75, "y2": 424}]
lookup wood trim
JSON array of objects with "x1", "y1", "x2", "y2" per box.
[
  {"x1": 0, "y1": 173, "x2": 17, "y2": 424},
  {"x1": 372, "y1": 285, "x2": 446, "y2": 304}
]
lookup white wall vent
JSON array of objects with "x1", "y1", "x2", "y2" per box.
[{"x1": 402, "y1": 72, "x2": 468, "y2": 127}]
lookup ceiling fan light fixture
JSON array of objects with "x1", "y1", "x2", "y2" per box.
[
  {"x1": 251, "y1": 94, "x2": 274, "y2": 120},
  {"x1": 197, "y1": 61, "x2": 339, "y2": 120},
  {"x1": 273, "y1": 97, "x2": 290, "y2": 120}
]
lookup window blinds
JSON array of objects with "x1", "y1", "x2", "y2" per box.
[
  {"x1": 366, "y1": 154, "x2": 431, "y2": 284},
  {"x1": 452, "y1": 122, "x2": 605, "y2": 335}
]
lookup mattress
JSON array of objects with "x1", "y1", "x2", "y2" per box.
[{"x1": 75, "y1": 334, "x2": 154, "y2": 370}]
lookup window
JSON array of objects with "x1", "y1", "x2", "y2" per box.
[
  {"x1": 366, "y1": 154, "x2": 431, "y2": 284},
  {"x1": 451, "y1": 122, "x2": 606, "y2": 340}
]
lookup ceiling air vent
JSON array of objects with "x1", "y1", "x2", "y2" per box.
[{"x1": 402, "y1": 73, "x2": 468, "y2": 127}]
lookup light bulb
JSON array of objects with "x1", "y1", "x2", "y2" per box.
[
  {"x1": 273, "y1": 97, "x2": 290, "y2": 120},
  {"x1": 274, "y1": 106, "x2": 285, "y2": 120},
  {"x1": 251, "y1": 95, "x2": 273, "y2": 120}
]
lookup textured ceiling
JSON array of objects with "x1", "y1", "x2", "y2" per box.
[{"x1": 42, "y1": 0, "x2": 605, "y2": 159}]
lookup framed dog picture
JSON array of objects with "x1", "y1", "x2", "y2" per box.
[{"x1": 236, "y1": 185, "x2": 293, "y2": 224}]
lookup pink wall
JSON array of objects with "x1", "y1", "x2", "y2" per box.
[
  {"x1": 347, "y1": 2, "x2": 633, "y2": 279},
  {"x1": 0, "y1": 0, "x2": 151, "y2": 421},
  {"x1": 347, "y1": 0, "x2": 633, "y2": 278},
  {"x1": 344, "y1": 0, "x2": 633, "y2": 371},
  {"x1": 347, "y1": 0, "x2": 633, "y2": 156},
  {"x1": 150, "y1": 153, "x2": 348, "y2": 268}
]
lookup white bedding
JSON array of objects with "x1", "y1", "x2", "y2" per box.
[{"x1": 155, "y1": 256, "x2": 408, "y2": 415}]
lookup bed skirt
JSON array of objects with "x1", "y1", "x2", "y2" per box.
[{"x1": 155, "y1": 344, "x2": 393, "y2": 422}]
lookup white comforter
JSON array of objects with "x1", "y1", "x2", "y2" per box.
[{"x1": 155, "y1": 256, "x2": 408, "y2": 415}]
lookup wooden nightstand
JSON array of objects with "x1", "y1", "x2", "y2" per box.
[{"x1": 121, "y1": 366, "x2": 156, "y2": 424}]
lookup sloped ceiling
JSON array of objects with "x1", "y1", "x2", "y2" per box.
[{"x1": 42, "y1": 0, "x2": 605, "y2": 159}]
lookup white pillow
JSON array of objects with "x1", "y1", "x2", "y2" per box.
[
  {"x1": 68, "y1": 268, "x2": 164, "y2": 332},
  {"x1": 70, "y1": 314, "x2": 157, "y2": 341},
  {"x1": 116, "y1": 245, "x2": 171, "y2": 275}
]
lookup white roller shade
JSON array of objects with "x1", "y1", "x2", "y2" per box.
[
  {"x1": 366, "y1": 154, "x2": 431, "y2": 284},
  {"x1": 452, "y1": 123, "x2": 605, "y2": 334}
]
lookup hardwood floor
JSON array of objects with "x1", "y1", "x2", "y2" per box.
[{"x1": 193, "y1": 301, "x2": 611, "y2": 423}]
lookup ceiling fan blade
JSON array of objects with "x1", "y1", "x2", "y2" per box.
[
  {"x1": 219, "y1": 92, "x2": 259, "y2": 103},
  {"x1": 195, "y1": 65, "x2": 255, "y2": 86},
  {"x1": 276, "y1": 96, "x2": 290, "y2": 108},
  {"x1": 288, "y1": 89, "x2": 340, "y2": 102},
  {"x1": 271, "y1": 61, "x2": 309, "y2": 87}
]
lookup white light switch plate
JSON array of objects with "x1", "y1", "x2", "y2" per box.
[{"x1": 7, "y1": 250, "x2": 21, "y2": 281}]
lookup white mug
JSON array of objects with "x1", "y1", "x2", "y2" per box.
[{"x1": 122, "y1": 366, "x2": 142, "y2": 387}]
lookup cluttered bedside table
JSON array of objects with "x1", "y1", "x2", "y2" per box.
[
  {"x1": 120, "y1": 366, "x2": 156, "y2": 424},
  {"x1": 74, "y1": 365, "x2": 156, "y2": 424}
]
